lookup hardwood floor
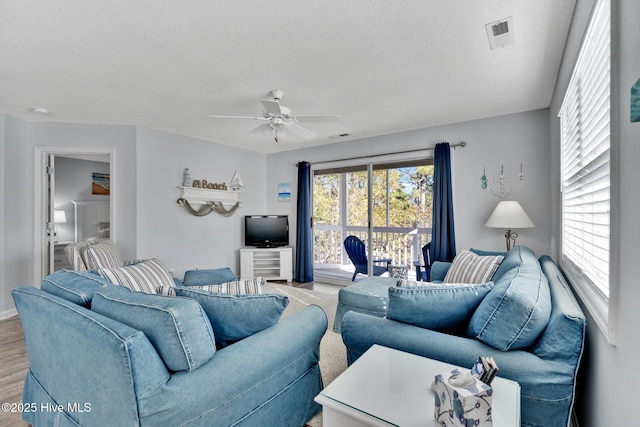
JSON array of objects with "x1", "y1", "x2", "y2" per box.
[{"x1": 0, "y1": 316, "x2": 29, "y2": 427}]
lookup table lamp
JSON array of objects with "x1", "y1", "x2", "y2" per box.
[
  {"x1": 485, "y1": 201, "x2": 534, "y2": 251},
  {"x1": 54, "y1": 209, "x2": 67, "y2": 242}
]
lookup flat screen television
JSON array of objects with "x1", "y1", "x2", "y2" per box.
[{"x1": 244, "y1": 215, "x2": 289, "y2": 248}]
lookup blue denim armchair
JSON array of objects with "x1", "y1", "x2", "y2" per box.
[{"x1": 12, "y1": 270, "x2": 326, "y2": 427}]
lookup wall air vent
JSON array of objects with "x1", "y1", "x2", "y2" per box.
[{"x1": 486, "y1": 16, "x2": 515, "y2": 50}]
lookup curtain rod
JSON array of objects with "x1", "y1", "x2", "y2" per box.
[{"x1": 297, "y1": 141, "x2": 467, "y2": 166}]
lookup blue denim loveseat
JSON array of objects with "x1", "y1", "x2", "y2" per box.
[
  {"x1": 341, "y1": 246, "x2": 586, "y2": 427},
  {"x1": 12, "y1": 269, "x2": 326, "y2": 427}
]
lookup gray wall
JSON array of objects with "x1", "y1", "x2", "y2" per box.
[
  {"x1": 549, "y1": 0, "x2": 640, "y2": 425},
  {"x1": 0, "y1": 118, "x2": 137, "y2": 317},
  {"x1": 0, "y1": 116, "x2": 136, "y2": 317},
  {"x1": 267, "y1": 109, "x2": 552, "y2": 258},
  {"x1": 135, "y1": 126, "x2": 267, "y2": 278}
]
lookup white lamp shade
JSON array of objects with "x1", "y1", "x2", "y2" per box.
[
  {"x1": 54, "y1": 210, "x2": 67, "y2": 224},
  {"x1": 485, "y1": 201, "x2": 534, "y2": 229}
]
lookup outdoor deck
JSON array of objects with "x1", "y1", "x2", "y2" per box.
[{"x1": 313, "y1": 264, "x2": 420, "y2": 286}]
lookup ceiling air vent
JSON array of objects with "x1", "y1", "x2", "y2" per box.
[
  {"x1": 486, "y1": 16, "x2": 514, "y2": 50},
  {"x1": 328, "y1": 133, "x2": 350, "y2": 140}
]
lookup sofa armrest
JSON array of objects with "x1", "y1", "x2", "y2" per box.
[
  {"x1": 430, "y1": 261, "x2": 451, "y2": 282},
  {"x1": 12, "y1": 286, "x2": 170, "y2": 426}
]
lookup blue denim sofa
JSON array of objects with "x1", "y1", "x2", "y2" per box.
[
  {"x1": 12, "y1": 270, "x2": 327, "y2": 427},
  {"x1": 341, "y1": 246, "x2": 586, "y2": 427}
]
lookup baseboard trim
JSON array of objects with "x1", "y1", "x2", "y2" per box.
[{"x1": 0, "y1": 307, "x2": 18, "y2": 321}]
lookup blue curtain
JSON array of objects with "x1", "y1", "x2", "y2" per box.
[
  {"x1": 431, "y1": 142, "x2": 457, "y2": 262},
  {"x1": 295, "y1": 161, "x2": 314, "y2": 282}
]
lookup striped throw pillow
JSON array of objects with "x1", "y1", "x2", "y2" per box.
[
  {"x1": 220, "y1": 277, "x2": 265, "y2": 295},
  {"x1": 157, "y1": 284, "x2": 177, "y2": 296},
  {"x1": 443, "y1": 250, "x2": 504, "y2": 284},
  {"x1": 183, "y1": 284, "x2": 226, "y2": 293},
  {"x1": 99, "y1": 258, "x2": 175, "y2": 294},
  {"x1": 83, "y1": 241, "x2": 123, "y2": 270},
  {"x1": 64, "y1": 237, "x2": 103, "y2": 271},
  {"x1": 185, "y1": 277, "x2": 265, "y2": 295}
]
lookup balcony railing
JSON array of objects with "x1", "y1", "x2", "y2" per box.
[{"x1": 313, "y1": 224, "x2": 431, "y2": 270}]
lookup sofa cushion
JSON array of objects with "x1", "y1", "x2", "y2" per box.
[
  {"x1": 174, "y1": 287, "x2": 288, "y2": 347},
  {"x1": 83, "y1": 240, "x2": 123, "y2": 270},
  {"x1": 386, "y1": 283, "x2": 494, "y2": 331},
  {"x1": 98, "y1": 258, "x2": 175, "y2": 294},
  {"x1": 443, "y1": 250, "x2": 504, "y2": 284},
  {"x1": 467, "y1": 246, "x2": 552, "y2": 351},
  {"x1": 182, "y1": 267, "x2": 237, "y2": 286},
  {"x1": 41, "y1": 269, "x2": 113, "y2": 307},
  {"x1": 91, "y1": 285, "x2": 216, "y2": 372}
]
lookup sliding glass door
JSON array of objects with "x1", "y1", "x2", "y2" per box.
[{"x1": 313, "y1": 160, "x2": 433, "y2": 278}]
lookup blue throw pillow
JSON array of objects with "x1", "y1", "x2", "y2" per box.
[
  {"x1": 183, "y1": 267, "x2": 237, "y2": 286},
  {"x1": 467, "y1": 246, "x2": 552, "y2": 351},
  {"x1": 42, "y1": 269, "x2": 112, "y2": 307},
  {"x1": 469, "y1": 248, "x2": 508, "y2": 257},
  {"x1": 174, "y1": 287, "x2": 288, "y2": 347},
  {"x1": 487, "y1": 246, "x2": 524, "y2": 282},
  {"x1": 386, "y1": 283, "x2": 494, "y2": 331},
  {"x1": 91, "y1": 285, "x2": 216, "y2": 372}
]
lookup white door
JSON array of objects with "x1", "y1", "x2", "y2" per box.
[{"x1": 46, "y1": 154, "x2": 56, "y2": 274}]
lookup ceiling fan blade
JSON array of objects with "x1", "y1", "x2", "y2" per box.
[
  {"x1": 208, "y1": 115, "x2": 269, "y2": 121},
  {"x1": 260, "y1": 99, "x2": 282, "y2": 116},
  {"x1": 287, "y1": 123, "x2": 317, "y2": 139},
  {"x1": 244, "y1": 123, "x2": 272, "y2": 137},
  {"x1": 295, "y1": 114, "x2": 342, "y2": 123}
]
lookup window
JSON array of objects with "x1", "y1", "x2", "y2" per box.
[{"x1": 558, "y1": 0, "x2": 612, "y2": 341}]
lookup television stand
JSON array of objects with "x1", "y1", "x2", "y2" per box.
[
  {"x1": 256, "y1": 243, "x2": 282, "y2": 249},
  {"x1": 240, "y1": 246, "x2": 293, "y2": 282}
]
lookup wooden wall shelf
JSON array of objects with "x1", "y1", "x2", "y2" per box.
[{"x1": 177, "y1": 186, "x2": 241, "y2": 205}]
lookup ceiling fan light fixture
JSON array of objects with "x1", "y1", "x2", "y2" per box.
[
  {"x1": 208, "y1": 90, "x2": 341, "y2": 143},
  {"x1": 269, "y1": 89, "x2": 284, "y2": 101}
]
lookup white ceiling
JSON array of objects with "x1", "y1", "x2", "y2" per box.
[{"x1": 1, "y1": 0, "x2": 576, "y2": 154}]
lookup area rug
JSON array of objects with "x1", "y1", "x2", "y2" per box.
[{"x1": 261, "y1": 282, "x2": 345, "y2": 427}]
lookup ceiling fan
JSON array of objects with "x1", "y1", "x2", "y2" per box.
[{"x1": 208, "y1": 90, "x2": 341, "y2": 142}]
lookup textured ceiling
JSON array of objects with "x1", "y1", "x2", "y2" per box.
[{"x1": 1, "y1": 0, "x2": 576, "y2": 153}]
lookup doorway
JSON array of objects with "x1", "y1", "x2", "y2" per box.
[{"x1": 33, "y1": 147, "x2": 115, "y2": 282}]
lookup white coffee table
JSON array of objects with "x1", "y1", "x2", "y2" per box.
[{"x1": 315, "y1": 344, "x2": 520, "y2": 427}]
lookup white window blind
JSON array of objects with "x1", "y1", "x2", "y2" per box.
[{"x1": 559, "y1": 0, "x2": 610, "y2": 300}]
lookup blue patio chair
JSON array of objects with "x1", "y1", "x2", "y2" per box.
[
  {"x1": 344, "y1": 236, "x2": 392, "y2": 281},
  {"x1": 413, "y1": 242, "x2": 432, "y2": 281}
]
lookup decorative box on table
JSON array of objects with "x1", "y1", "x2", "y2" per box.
[{"x1": 434, "y1": 368, "x2": 493, "y2": 427}]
